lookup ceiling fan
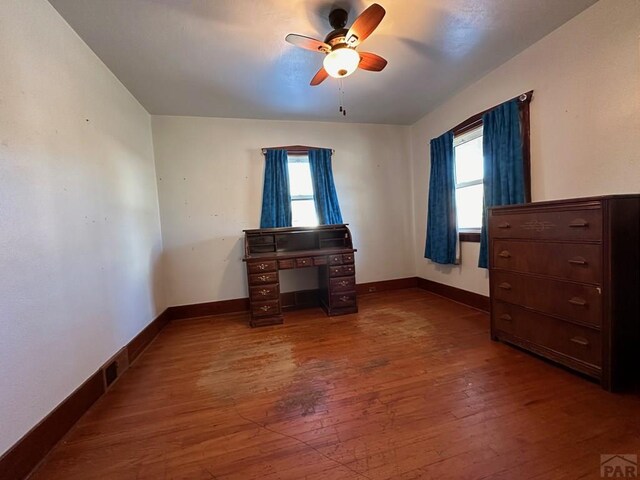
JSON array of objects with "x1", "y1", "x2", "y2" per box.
[{"x1": 285, "y1": 3, "x2": 388, "y2": 86}]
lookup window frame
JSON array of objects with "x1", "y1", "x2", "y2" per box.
[{"x1": 451, "y1": 92, "x2": 533, "y2": 242}]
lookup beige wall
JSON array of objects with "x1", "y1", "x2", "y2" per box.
[
  {"x1": 152, "y1": 115, "x2": 415, "y2": 306},
  {"x1": 410, "y1": 0, "x2": 640, "y2": 296},
  {"x1": 0, "y1": 0, "x2": 164, "y2": 456}
]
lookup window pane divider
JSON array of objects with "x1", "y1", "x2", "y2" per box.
[{"x1": 455, "y1": 179, "x2": 483, "y2": 189}]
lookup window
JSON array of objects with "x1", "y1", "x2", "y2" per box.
[
  {"x1": 288, "y1": 155, "x2": 318, "y2": 227},
  {"x1": 454, "y1": 126, "x2": 484, "y2": 232}
]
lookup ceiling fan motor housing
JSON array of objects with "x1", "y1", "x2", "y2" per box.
[{"x1": 329, "y1": 8, "x2": 348, "y2": 29}]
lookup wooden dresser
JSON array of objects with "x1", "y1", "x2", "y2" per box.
[
  {"x1": 489, "y1": 195, "x2": 640, "y2": 390},
  {"x1": 243, "y1": 225, "x2": 357, "y2": 327}
]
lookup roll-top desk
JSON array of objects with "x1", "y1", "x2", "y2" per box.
[
  {"x1": 243, "y1": 224, "x2": 357, "y2": 327},
  {"x1": 488, "y1": 195, "x2": 640, "y2": 390}
]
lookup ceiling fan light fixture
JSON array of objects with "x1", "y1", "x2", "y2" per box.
[{"x1": 323, "y1": 47, "x2": 360, "y2": 79}]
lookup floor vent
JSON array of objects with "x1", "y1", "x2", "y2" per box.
[{"x1": 102, "y1": 347, "x2": 129, "y2": 390}]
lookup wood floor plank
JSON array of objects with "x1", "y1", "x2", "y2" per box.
[{"x1": 28, "y1": 289, "x2": 640, "y2": 480}]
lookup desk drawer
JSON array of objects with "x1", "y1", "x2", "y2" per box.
[
  {"x1": 330, "y1": 276, "x2": 355, "y2": 292},
  {"x1": 492, "y1": 240, "x2": 602, "y2": 284},
  {"x1": 329, "y1": 265, "x2": 356, "y2": 277},
  {"x1": 490, "y1": 208, "x2": 602, "y2": 241},
  {"x1": 493, "y1": 302, "x2": 602, "y2": 368},
  {"x1": 250, "y1": 284, "x2": 279, "y2": 301},
  {"x1": 329, "y1": 254, "x2": 344, "y2": 265},
  {"x1": 313, "y1": 256, "x2": 327, "y2": 266},
  {"x1": 331, "y1": 292, "x2": 356, "y2": 308},
  {"x1": 492, "y1": 271, "x2": 602, "y2": 327},
  {"x1": 247, "y1": 260, "x2": 277, "y2": 273},
  {"x1": 249, "y1": 272, "x2": 278, "y2": 285},
  {"x1": 342, "y1": 253, "x2": 354, "y2": 264},
  {"x1": 251, "y1": 300, "x2": 280, "y2": 317},
  {"x1": 296, "y1": 257, "x2": 313, "y2": 268},
  {"x1": 278, "y1": 259, "x2": 294, "y2": 269}
]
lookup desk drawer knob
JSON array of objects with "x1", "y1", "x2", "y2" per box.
[
  {"x1": 570, "y1": 336, "x2": 589, "y2": 346},
  {"x1": 259, "y1": 305, "x2": 271, "y2": 312},
  {"x1": 258, "y1": 263, "x2": 268, "y2": 270},
  {"x1": 339, "y1": 280, "x2": 349, "y2": 287},
  {"x1": 339, "y1": 296, "x2": 350, "y2": 302},
  {"x1": 568, "y1": 297, "x2": 587, "y2": 307},
  {"x1": 259, "y1": 289, "x2": 269, "y2": 296},
  {"x1": 498, "y1": 282, "x2": 512, "y2": 290},
  {"x1": 498, "y1": 250, "x2": 511, "y2": 258},
  {"x1": 258, "y1": 275, "x2": 269, "y2": 281}
]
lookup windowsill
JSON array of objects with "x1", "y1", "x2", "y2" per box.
[{"x1": 459, "y1": 230, "x2": 481, "y2": 243}]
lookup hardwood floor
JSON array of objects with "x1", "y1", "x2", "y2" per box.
[{"x1": 30, "y1": 289, "x2": 640, "y2": 479}]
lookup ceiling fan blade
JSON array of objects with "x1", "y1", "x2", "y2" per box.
[
  {"x1": 310, "y1": 67, "x2": 329, "y2": 86},
  {"x1": 358, "y1": 52, "x2": 388, "y2": 72},
  {"x1": 345, "y1": 3, "x2": 386, "y2": 47},
  {"x1": 285, "y1": 34, "x2": 330, "y2": 53}
]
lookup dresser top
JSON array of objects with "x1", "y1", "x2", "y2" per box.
[{"x1": 490, "y1": 194, "x2": 640, "y2": 213}]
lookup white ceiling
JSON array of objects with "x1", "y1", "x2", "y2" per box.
[{"x1": 49, "y1": 0, "x2": 597, "y2": 125}]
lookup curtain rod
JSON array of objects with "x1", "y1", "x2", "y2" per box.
[
  {"x1": 261, "y1": 145, "x2": 335, "y2": 155},
  {"x1": 452, "y1": 90, "x2": 533, "y2": 136}
]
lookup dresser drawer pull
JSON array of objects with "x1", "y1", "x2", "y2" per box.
[
  {"x1": 259, "y1": 305, "x2": 271, "y2": 312},
  {"x1": 570, "y1": 336, "x2": 589, "y2": 347},
  {"x1": 569, "y1": 219, "x2": 589, "y2": 228},
  {"x1": 258, "y1": 263, "x2": 269, "y2": 270},
  {"x1": 498, "y1": 282, "x2": 512, "y2": 290},
  {"x1": 498, "y1": 222, "x2": 511, "y2": 229},
  {"x1": 258, "y1": 275, "x2": 269, "y2": 281},
  {"x1": 568, "y1": 297, "x2": 587, "y2": 307},
  {"x1": 339, "y1": 296, "x2": 351, "y2": 302},
  {"x1": 498, "y1": 250, "x2": 511, "y2": 258},
  {"x1": 339, "y1": 280, "x2": 350, "y2": 287},
  {"x1": 258, "y1": 289, "x2": 270, "y2": 296},
  {"x1": 499, "y1": 314, "x2": 512, "y2": 322},
  {"x1": 568, "y1": 257, "x2": 588, "y2": 265}
]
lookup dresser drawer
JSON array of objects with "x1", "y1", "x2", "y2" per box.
[
  {"x1": 331, "y1": 292, "x2": 356, "y2": 308},
  {"x1": 248, "y1": 272, "x2": 278, "y2": 285},
  {"x1": 492, "y1": 271, "x2": 602, "y2": 327},
  {"x1": 492, "y1": 240, "x2": 602, "y2": 284},
  {"x1": 490, "y1": 208, "x2": 602, "y2": 241},
  {"x1": 247, "y1": 260, "x2": 277, "y2": 273},
  {"x1": 330, "y1": 275, "x2": 355, "y2": 292},
  {"x1": 493, "y1": 302, "x2": 602, "y2": 368},
  {"x1": 329, "y1": 264, "x2": 355, "y2": 277},
  {"x1": 295, "y1": 257, "x2": 313, "y2": 268},
  {"x1": 251, "y1": 300, "x2": 281, "y2": 317},
  {"x1": 329, "y1": 254, "x2": 344, "y2": 265},
  {"x1": 250, "y1": 284, "x2": 279, "y2": 301}
]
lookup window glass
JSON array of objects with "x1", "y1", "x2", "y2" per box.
[
  {"x1": 288, "y1": 155, "x2": 318, "y2": 227},
  {"x1": 454, "y1": 126, "x2": 484, "y2": 230}
]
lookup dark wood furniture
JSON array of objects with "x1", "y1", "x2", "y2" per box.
[
  {"x1": 489, "y1": 195, "x2": 640, "y2": 390},
  {"x1": 243, "y1": 224, "x2": 357, "y2": 327}
]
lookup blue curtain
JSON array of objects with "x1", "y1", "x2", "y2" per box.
[
  {"x1": 260, "y1": 149, "x2": 292, "y2": 228},
  {"x1": 478, "y1": 99, "x2": 525, "y2": 268},
  {"x1": 309, "y1": 148, "x2": 343, "y2": 225},
  {"x1": 425, "y1": 131, "x2": 458, "y2": 264}
]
